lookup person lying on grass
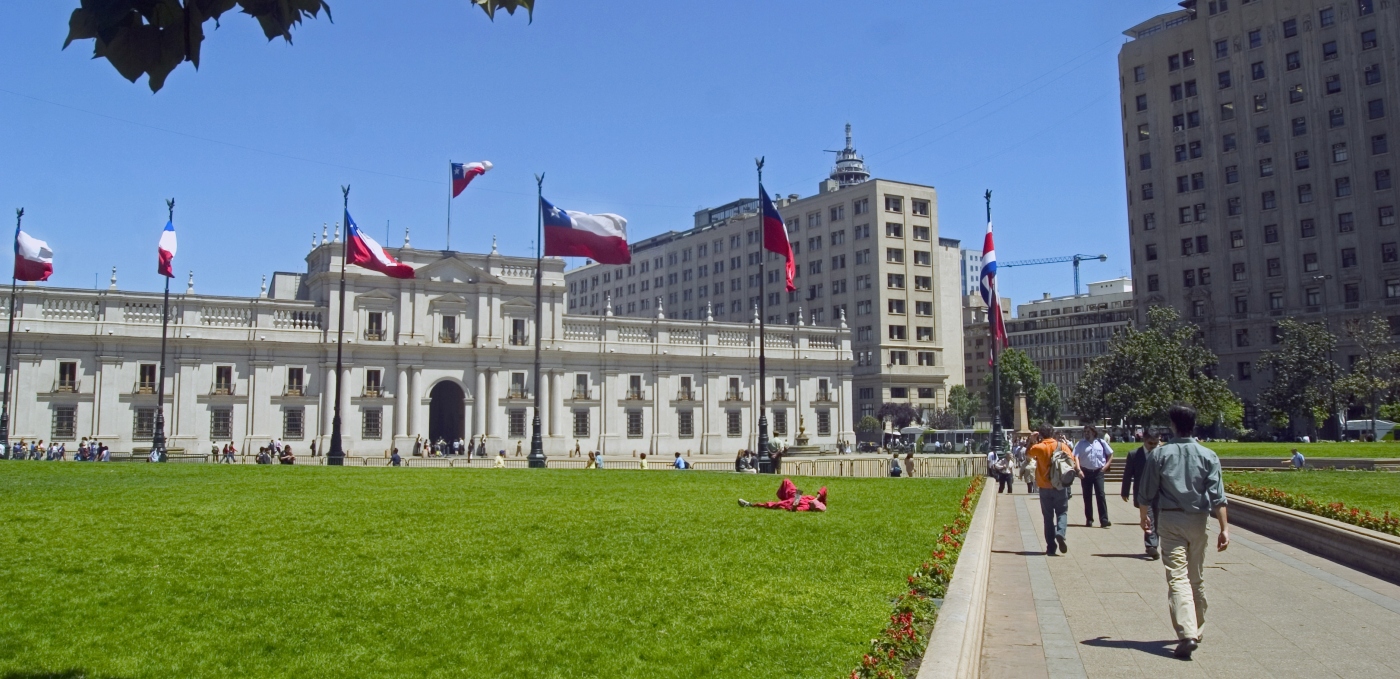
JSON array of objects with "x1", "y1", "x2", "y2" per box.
[{"x1": 738, "y1": 478, "x2": 827, "y2": 512}]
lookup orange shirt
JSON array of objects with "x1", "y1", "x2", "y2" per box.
[{"x1": 1027, "y1": 438, "x2": 1073, "y2": 489}]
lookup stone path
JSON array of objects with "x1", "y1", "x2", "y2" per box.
[{"x1": 979, "y1": 490, "x2": 1400, "y2": 678}]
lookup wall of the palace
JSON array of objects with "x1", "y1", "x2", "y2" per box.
[{"x1": 4, "y1": 247, "x2": 852, "y2": 457}]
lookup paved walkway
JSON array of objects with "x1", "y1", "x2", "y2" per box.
[{"x1": 979, "y1": 490, "x2": 1400, "y2": 678}]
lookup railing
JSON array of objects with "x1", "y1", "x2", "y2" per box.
[
  {"x1": 626, "y1": 389, "x2": 645, "y2": 400},
  {"x1": 439, "y1": 331, "x2": 459, "y2": 343},
  {"x1": 509, "y1": 334, "x2": 530, "y2": 346},
  {"x1": 618, "y1": 326, "x2": 651, "y2": 343},
  {"x1": 135, "y1": 381, "x2": 156, "y2": 394},
  {"x1": 670, "y1": 329, "x2": 701, "y2": 345},
  {"x1": 815, "y1": 391, "x2": 832, "y2": 401},
  {"x1": 508, "y1": 388, "x2": 529, "y2": 399},
  {"x1": 773, "y1": 390, "x2": 789, "y2": 401},
  {"x1": 725, "y1": 390, "x2": 743, "y2": 401},
  {"x1": 363, "y1": 386, "x2": 383, "y2": 397},
  {"x1": 765, "y1": 334, "x2": 795, "y2": 348},
  {"x1": 676, "y1": 390, "x2": 695, "y2": 401},
  {"x1": 364, "y1": 330, "x2": 385, "y2": 341},
  {"x1": 564, "y1": 323, "x2": 600, "y2": 340},
  {"x1": 273, "y1": 309, "x2": 322, "y2": 330},
  {"x1": 572, "y1": 388, "x2": 592, "y2": 400},
  {"x1": 500, "y1": 265, "x2": 536, "y2": 278},
  {"x1": 200, "y1": 306, "x2": 251, "y2": 327},
  {"x1": 284, "y1": 387, "x2": 304, "y2": 396},
  {"x1": 43, "y1": 298, "x2": 98, "y2": 321},
  {"x1": 809, "y1": 334, "x2": 838, "y2": 349},
  {"x1": 314, "y1": 455, "x2": 983, "y2": 477},
  {"x1": 213, "y1": 384, "x2": 235, "y2": 396},
  {"x1": 55, "y1": 380, "x2": 78, "y2": 393},
  {"x1": 717, "y1": 331, "x2": 748, "y2": 346},
  {"x1": 124, "y1": 302, "x2": 170, "y2": 324}
]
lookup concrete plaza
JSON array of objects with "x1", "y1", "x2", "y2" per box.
[{"x1": 979, "y1": 491, "x2": 1400, "y2": 678}]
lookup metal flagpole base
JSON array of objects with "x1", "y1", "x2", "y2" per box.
[{"x1": 527, "y1": 415, "x2": 547, "y2": 468}]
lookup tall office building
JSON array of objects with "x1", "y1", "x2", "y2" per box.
[
  {"x1": 960, "y1": 249, "x2": 984, "y2": 297},
  {"x1": 566, "y1": 127, "x2": 964, "y2": 424},
  {"x1": 1120, "y1": 0, "x2": 1397, "y2": 416}
]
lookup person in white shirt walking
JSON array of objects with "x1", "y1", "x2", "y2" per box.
[{"x1": 1074, "y1": 425, "x2": 1114, "y2": 528}]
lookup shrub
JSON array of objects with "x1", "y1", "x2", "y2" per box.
[{"x1": 1226, "y1": 481, "x2": 1400, "y2": 537}]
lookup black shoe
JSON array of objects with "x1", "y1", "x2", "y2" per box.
[
  {"x1": 1173, "y1": 639, "x2": 1198, "y2": 659},
  {"x1": 1085, "y1": 520, "x2": 1093, "y2": 528},
  {"x1": 1056, "y1": 535, "x2": 1068, "y2": 553},
  {"x1": 1046, "y1": 546, "x2": 1057, "y2": 556},
  {"x1": 1102, "y1": 521, "x2": 1113, "y2": 528},
  {"x1": 1146, "y1": 548, "x2": 1160, "y2": 560}
]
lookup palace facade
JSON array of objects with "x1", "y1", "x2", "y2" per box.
[{"x1": 4, "y1": 240, "x2": 852, "y2": 457}]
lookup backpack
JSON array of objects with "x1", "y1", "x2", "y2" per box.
[{"x1": 1048, "y1": 442, "x2": 1079, "y2": 490}]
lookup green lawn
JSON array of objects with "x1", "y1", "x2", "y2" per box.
[
  {"x1": 1209, "y1": 441, "x2": 1400, "y2": 459},
  {"x1": 0, "y1": 464, "x2": 966, "y2": 679},
  {"x1": 1225, "y1": 470, "x2": 1400, "y2": 517}
]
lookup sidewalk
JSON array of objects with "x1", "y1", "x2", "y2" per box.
[{"x1": 979, "y1": 490, "x2": 1400, "y2": 678}]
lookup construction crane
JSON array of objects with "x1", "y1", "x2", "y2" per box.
[{"x1": 999, "y1": 254, "x2": 1108, "y2": 295}]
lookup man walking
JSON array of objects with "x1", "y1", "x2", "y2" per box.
[
  {"x1": 1074, "y1": 425, "x2": 1113, "y2": 527},
  {"x1": 1121, "y1": 430, "x2": 1161, "y2": 560},
  {"x1": 1027, "y1": 424, "x2": 1076, "y2": 556},
  {"x1": 1138, "y1": 404, "x2": 1230, "y2": 660}
]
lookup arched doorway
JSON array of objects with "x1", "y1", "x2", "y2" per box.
[{"x1": 428, "y1": 381, "x2": 466, "y2": 444}]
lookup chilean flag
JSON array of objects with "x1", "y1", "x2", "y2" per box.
[
  {"x1": 451, "y1": 161, "x2": 492, "y2": 198},
  {"x1": 157, "y1": 220, "x2": 177, "y2": 278},
  {"x1": 541, "y1": 197, "x2": 630, "y2": 264},
  {"x1": 346, "y1": 211, "x2": 415, "y2": 279},
  {"x1": 760, "y1": 185, "x2": 795, "y2": 292},
  {"x1": 14, "y1": 225, "x2": 53, "y2": 282},
  {"x1": 979, "y1": 221, "x2": 1008, "y2": 365}
]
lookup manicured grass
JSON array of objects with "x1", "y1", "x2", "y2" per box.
[
  {"x1": 1225, "y1": 470, "x2": 1400, "y2": 517},
  {"x1": 1209, "y1": 441, "x2": 1400, "y2": 459},
  {"x1": 0, "y1": 464, "x2": 966, "y2": 679}
]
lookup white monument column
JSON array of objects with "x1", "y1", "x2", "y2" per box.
[
  {"x1": 474, "y1": 369, "x2": 487, "y2": 439},
  {"x1": 394, "y1": 367, "x2": 409, "y2": 437},
  {"x1": 549, "y1": 370, "x2": 563, "y2": 440},
  {"x1": 408, "y1": 367, "x2": 423, "y2": 437}
]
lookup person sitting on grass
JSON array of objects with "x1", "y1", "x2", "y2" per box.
[
  {"x1": 585, "y1": 451, "x2": 597, "y2": 469},
  {"x1": 673, "y1": 452, "x2": 689, "y2": 470},
  {"x1": 639, "y1": 452, "x2": 648, "y2": 470},
  {"x1": 1290, "y1": 448, "x2": 1305, "y2": 471},
  {"x1": 278, "y1": 446, "x2": 296, "y2": 465},
  {"x1": 739, "y1": 478, "x2": 827, "y2": 512},
  {"x1": 494, "y1": 450, "x2": 506, "y2": 468}
]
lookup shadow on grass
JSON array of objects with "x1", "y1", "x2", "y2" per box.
[
  {"x1": 3, "y1": 671, "x2": 128, "y2": 679},
  {"x1": 1080, "y1": 636, "x2": 1177, "y2": 658}
]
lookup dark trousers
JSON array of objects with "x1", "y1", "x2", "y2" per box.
[
  {"x1": 1144, "y1": 503, "x2": 1160, "y2": 551},
  {"x1": 1080, "y1": 468, "x2": 1109, "y2": 525},
  {"x1": 997, "y1": 472, "x2": 1013, "y2": 493},
  {"x1": 1038, "y1": 487, "x2": 1069, "y2": 550}
]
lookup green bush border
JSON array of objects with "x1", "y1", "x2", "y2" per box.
[{"x1": 1226, "y1": 480, "x2": 1400, "y2": 537}]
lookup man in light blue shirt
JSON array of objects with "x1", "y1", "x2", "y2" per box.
[
  {"x1": 1290, "y1": 448, "x2": 1305, "y2": 470},
  {"x1": 1074, "y1": 425, "x2": 1114, "y2": 528}
]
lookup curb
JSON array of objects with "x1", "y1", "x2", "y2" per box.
[
  {"x1": 1226, "y1": 493, "x2": 1400, "y2": 585},
  {"x1": 917, "y1": 479, "x2": 996, "y2": 679}
]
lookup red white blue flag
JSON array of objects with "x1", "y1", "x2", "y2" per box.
[
  {"x1": 760, "y1": 185, "x2": 795, "y2": 292},
  {"x1": 14, "y1": 226, "x2": 52, "y2": 282},
  {"x1": 541, "y1": 197, "x2": 630, "y2": 264},
  {"x1": 979, "y1": 221, "x2": 1008, "y2": 364},
  {"x1": 346, "y1": 211, "x2": 415, "y2": 279},
  {"x1": 451, "y1": 161, "x2": 492, "y2": 198},
  {"x1": 157, "y1": 220, "x2": 177, "y2": 278}
]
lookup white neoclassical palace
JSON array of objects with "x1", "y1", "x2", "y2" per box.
[{"x1": 4, "y1": 239, "x2": 853, "y2": 457}]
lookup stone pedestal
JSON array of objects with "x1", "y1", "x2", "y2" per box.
[{"x1": 1014, "y1": 389, "x2": 1031, "y2": 436}]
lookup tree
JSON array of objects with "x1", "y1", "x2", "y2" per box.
[
  {"x1": 855, "y1": 415, "x2": 883, "y2": 433},
  {"x1": 1071, "y1": 305, "x2": 1242, "y2": 429},
  {"x1": 946, "y1": 384, "x2": 981, "y2": 427},
  {"x1": 876, "y1": 402, "x2": 919, "y2": 430},
  {"x1": 985, "y1": 348, "x2": 1057, "y2": 429},
  {"x1": 64, "y1": 0, "x2": 534, "y2": 92},
  {"x1": 1336, "y1": 315, "x2": 1400, "y2": 438},
  {"x1": 924, "y1": 409, "x2": 961, "y2": 430},
  {"x1": 1257, "y1": 318, "x2": 1338, "y2": 437}
]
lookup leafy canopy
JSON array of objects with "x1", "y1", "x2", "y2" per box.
[
  {"x1": 1070, "y1": 305, "x2": 1241, "y2": 428},
  {"x1": 985, "y1": 347, "x2": 1059, "y2": 428},
  {"x1": 65, "y1": 0, "x2": 534, "y2": 92},
  {"x1": 1256, "y1": 318, "x2": 1338, "y2": 432}
]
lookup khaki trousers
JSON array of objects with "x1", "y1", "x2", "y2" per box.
[{"x1": 1158, "y1": 510, "x2": 1209, "y2": 641}]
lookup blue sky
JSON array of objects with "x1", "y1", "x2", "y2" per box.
[{"x1": 0, "y1": 1, "x2": 1172, "y2": 308}]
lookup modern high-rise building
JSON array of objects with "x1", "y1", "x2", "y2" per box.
[
  {"x1": 962, "y1": 293, "x2": 1011, "y2": 393},
  {"x1": 1120, "y1": 0, "x2": 1397, "y2": 413},
  {"x1": 565, "y1": 126, "x2": 964, "y2": 425},
  {"x1": 1006, "y1": 278, "x2": 1136, "y2": 403},
  {"x1": 959, "y1": 248, "x2": 984, "y2": 297}
]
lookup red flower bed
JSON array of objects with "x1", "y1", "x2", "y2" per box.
[
  {"x1": 1226, "y1": 481, "x2": 1400, "y2": 537},
  {"x1": 849, "y1": 475, "x2": 984, "y2": 679}
]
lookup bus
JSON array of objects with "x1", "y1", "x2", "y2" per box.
[{"x1": 913, "y1": 429, "x2": 1007, "y2": 454}]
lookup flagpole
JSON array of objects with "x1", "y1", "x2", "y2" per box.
[
  {"x1": 328, "y1": 185, "x2": 350, "y2": 466},
  {"x1": 987, "y1": 190, "x2": 1003, "y2": 458},
  {"x1": 0, "y1": 208, "x2": 22, "y2": 458},
  {"x1": 528, "y1": 173, "x2": 547, "y2": 468},
  {"x1": 756, "y1": 158, "x2": 773, "y2": 474},
  {"x1": 152, "y1": 198, "x2": 175, "y2": 462},
  {"x1": 446, "y1": 160, "x2": 453, "y2": 251}
]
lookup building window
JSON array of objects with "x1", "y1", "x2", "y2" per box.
[
  {"x1": 1144, "y1": 212, "x2": 1157, "y2": 230},
  {"x1": 1283, "y1": 18, "x2": 1298, "y2": 38},
  {"x1": 57, "y1": 361, "x2": 78, "y2": 392},
  {"x1": 1376, "y1": 134, "x2": 1390, "y2": 155},
  {"x1": 209, "y1": 366, "x2": 234, "y2": 396},
  {"x1": 1265, "y1": 224, "x2": 1279, "y2": 243},
  {"x1": 1287, "y1": 52, "x2": 1301, "y2": 71},
  {"x1": 1248, "y1": 29, "x2": 1261, "y2": 49},
  {"x1": 1223, "y1": 134, "x2": 1237, "y2": 152},
  {"x1": 1215, "y1": 39, "x2": 1229, "y2": 58},
  {"x1": 1300, "y1": 184, "x2": 1315, "y2": 203},
  {"x1": 1360, "y1": 0, "x2": 1375, "y2": 16},
  {"x1": 1146, "y1": 244, "x2": 1158, "y2": 261},
  {"x1": 1228, "y1": 197, "x2": 1242, "y2": 216},
  {"x1": 1336, "y1": 177, "x2": 1352, "y2": 197},
  {"x1": 1225, "y1": 165, "x2": 1239, "y2": 184},
  {"x1": 886, "y1": 248, "x2": 904, "y2": 263},
  {"x1": 281, "y1": 407, "x2": 305, "y2": 440},
  {"x1": 1326, "y1": 74, "x2": 1342, "y2": 95},
  {"x1": 890, "y1": 350, "x2": 909, "y2": 365},
  {"x1": 911, "y1": 200, "x2": 930, "y2": 216},
  {"x1": 1218, "y1": 70, "x2": 1232, "y2": 89},
  {"x1": 913, "y1": 251, "x2": 931, "y2": 266},
  {"x1": 211, "y1": 407, "x2": 233, "y2": 440},
  {"x1": 1260, "y1": 157, "x2": 1274, "y2": 177},
  {"x1": 1183, "y1": 270, "x2": 1196, "y2": 287},
  {"x1": 364, "y1": 369, "x2": 382, "y2": 397},
  {"x1": 509, "y1": 409, "x2": 526, "y2": 438},
  {"x1": 51, "y1": 405, "x2": 76, "y2": 441},
  {"x1": 884, "y1": 196, "x2": 903, "y2": 213},
  {"x1": 1252, "y1": 62, "x2": 1266, "y2": 81},
  {"x1": 1147, "y1": 274, "x2": 1160, "y2": 292},
  {"x1": 1236, "y1": 329, "x2": 1250, "y2": 347},
  {"x1": 888, "y1": 325, "x2": 907, "y2": 340},
  {"x1": 885, "y1": 222, "x2": 903, "y2": 238},
  {"x1": 626, "y1": 410, "x2": 643, "y2": 438},
  {"x1": 1382, "y1": 206, "x2": 1396, "y2": 226},
  {"x1": 130, "y1": 406, "x2": 156, "y2": 440},
  {"x1": 726, "y1": 410, "x2": 742, "y2": 438},
  {"x1": 1270, "y1": 291, "x2": 1284, "y2": 310},
  {"x1": 1262, "y1": 191, "x2": 1277, "y2": 210},
  {"x1": 1297, "y1": 150, "x2": 1311, "y2": 169},
  {"x1": 1293, "y1": 117, "x2": 1308, "y2": 137},
  {"x1": 1134, "y1": 65, "x2": 1146, "y2": 82},
  {"x1": 1304, "y1": 253, "x2": 1320, "y2": 272},
  {"x1": 137, "y1": 363, "x2": 158, "y2": 393},
  {"x1": 817, "y1": 410, "x2": 831, "y2": 437},
  {"x1": 1330, "y1": 107, "x2": 1346, "y2": 128},
  {"x1": 1237, "y1": 362, "x2": 1252, "y2": 381},
  {"x1": 1136, "y1": 94, "x2": 1148, "y2": 112},
  {"x1": 1267, "y1": 258, "x2": 1282, "y2": 277},
  {"x1": 1302, "y1": 218, "x2": 1317, "y2": 238},
  {"x1": 1306, "y1": 287, "x2": 1323, "y2": 306},
  {"x1": 1389, "y1": 279, "x2": 1400, "y2": 299},
  {"x1": 918, "y1": 351, "x2": 936, "y2": 366},
  {"x1": 1257, "y1": 126, "x2": 1271, "y2": 144},
  {"x1": 1343, "y1": 248, "x2": 1359, "y2": 268},
  {"x1": 1385, "y1": 243, "x2": 1399, "y2": 263},
  {"x1": 1231, "y1": 230, "x2": 1245, "y2": 248},
  {"x1": 1320, "y1": 7, "x2": 1335, "y2": 27},
  {"x1": 572, "y1": 410, "x2": 590, "y2": 438},
  {"x1": 1142, "y1": 183, "x2": 1155, "y2": 200},
  {"x1": 361, "y1": 407, "x2": 383, "y2": 439},
  {"x1": 1345, "y1": 282, "x2": 1361, "y2": 304},
  {"x1": 1221, "y1": 101, "x2": 1235, "y2": 120},
  {"x1": 1234, "y1": 296, "x2": 1248, "y2": 314},
  {"x1": 1366, "y1": 65, "x2": 1383, "y2": 86},
  {"x1": 1233, "y1": 262, "x2": 1247, "y2": 281}
]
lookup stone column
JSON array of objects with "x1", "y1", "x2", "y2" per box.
[
  {"x1": 486, "y1": 369, "x2": 502, "y2": 438},
  {"x1": 703, "y1": 371, "x2": 722, "y2": 455},
  {"x1": 408, "y1": 367, "x2": 423, "y2": 437},
  {"x1": 549, "y1": 370, "x2": 563, "y2": 439},
  {"x1": 395, "y1": 367, "x2": 409, "y2": 437},
  {"x1": 474, "y1": 369, "x2": 487, "y2": 440},
  {"x1": 600, "y1": 371, "x2": 619, "y2": 455},
  {"x1": 322, "y1": 365, "x2": 336, "y2": 435},
  {"x1": 537, "y1": 369, "x2": 550, "y2": 441},
  {"x1": 652, "y1": 372, "x2": 670, "y2": 454}
]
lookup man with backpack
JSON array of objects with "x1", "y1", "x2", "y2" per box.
[{"x1": 1027, "y1": 423, "x2": 1080, "y2": 556}]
